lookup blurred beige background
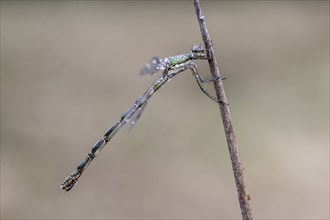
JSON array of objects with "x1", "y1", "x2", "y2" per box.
[{"x1": 1, "y1": 1, "x2": 329, "y2": 219}]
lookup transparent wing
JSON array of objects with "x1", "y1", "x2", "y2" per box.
[
  {"x1": 139, "y1": 56, "x2": 163, "y2": 75},
  {"x1": 128, "y1": 101, "x2": 148, "y2": 129}
]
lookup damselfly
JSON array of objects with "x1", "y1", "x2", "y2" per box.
[{"x1": 61, "y1": 45, "x2": 222, "y2": 191}]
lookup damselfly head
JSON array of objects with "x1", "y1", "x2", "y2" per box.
[{"x1": 191, "y1": 44, "x2": 206, "y2": 58}]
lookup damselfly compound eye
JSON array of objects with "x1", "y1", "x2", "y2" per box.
[{"x1": 191, "y1": 44, "x2": 204, "y2": 53}]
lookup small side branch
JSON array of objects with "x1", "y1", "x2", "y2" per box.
[{"x1": 193, "y1": 1, "x2": 253, "y2": 219}]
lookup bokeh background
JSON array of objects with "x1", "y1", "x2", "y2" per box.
[{"x1": 1, "y1": 1, "x2": 329, "y2": 219}]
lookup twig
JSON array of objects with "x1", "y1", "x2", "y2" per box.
[{"x1": 193, "y1": 1, "x2": 253, "y2": 219}]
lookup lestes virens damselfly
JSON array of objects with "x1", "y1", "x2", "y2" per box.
[{"x1": 61, "y1": 44, "x2": 224, "y2": 191}]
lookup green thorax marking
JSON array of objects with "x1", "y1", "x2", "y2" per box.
[{"x1": 166, "y1": 53, "x2": 190, "y2": 67}]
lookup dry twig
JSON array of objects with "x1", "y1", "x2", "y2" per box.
[{"x1": 193, "y1": 1, "x2": 253, "y2": 219}]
